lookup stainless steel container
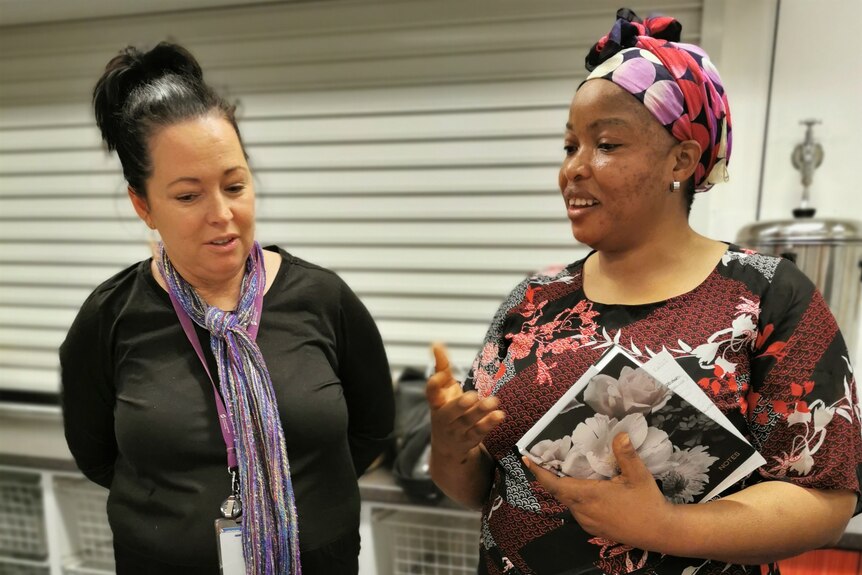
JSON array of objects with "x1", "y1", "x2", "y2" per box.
[{"x1": 736, "y1": 218, "x2": 862, "y2": 354}]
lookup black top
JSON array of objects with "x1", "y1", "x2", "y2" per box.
[{"x1": 60, "y1": 246, "x2": 395, "y2": 567}]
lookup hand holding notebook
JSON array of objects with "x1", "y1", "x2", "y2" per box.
[{"x1": 517, "y1": 346, "x2": 766, "y2": 504}]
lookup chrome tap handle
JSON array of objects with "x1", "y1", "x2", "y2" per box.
[{"x1": 790, "y1": 119, "x2": 824, "y2": 217}]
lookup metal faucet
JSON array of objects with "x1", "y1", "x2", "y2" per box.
[{"x1": 790, "y1": 119, "x2": 824, "y2": 218}]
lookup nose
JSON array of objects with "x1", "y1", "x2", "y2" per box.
[
  {"x1": 208, "y1": 192, "x2": 233, "y2": 225},
  {"x1": 561, "y1": 149, "x2": 590, "y2": 183}
]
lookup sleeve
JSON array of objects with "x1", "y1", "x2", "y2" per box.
[
  {"x1": 59, "y1": 293, "x2": 117, "y2": 489},
  {"x1": 335, "y1": 278, "x2": 395, "y2": 476},
  {"x1": 464, "y1": 276, "x2": 531, "y2": 398},
  {"x1": 746, "y1": 259, "x2": 862, "y2": 513}
]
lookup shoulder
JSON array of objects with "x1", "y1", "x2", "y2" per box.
[
  {"x1": 61, "y1": 260, "x2": 149, "y2": 353},
  {"x1": 79, "y1": 260, "x2": 149, "y2": 315},
  {"x1": 717, "y1": 245, "x2": 814, "y2": 298},
  {"x1": 492, "y1": 258, "x2": 586, "y2": 325},
  {"x1": 266, "y1": 245, "x2": 353, "y2": 302},
  {"x1": 718, "y1": 245, "x2": 785, "y2": 283},
  {"x1": 719, "y1": 246, "x2": 826, "y2": 338},
  {"x1": 271, "y1": 246, "x2": 344, "y2": 284},
  {"x1": 515, "y1": 259, "x2": 586, "y2": 300}
]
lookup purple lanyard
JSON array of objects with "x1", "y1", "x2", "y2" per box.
[{"x1": 165, "y1": 284, "x2": 264, "y2": 471}]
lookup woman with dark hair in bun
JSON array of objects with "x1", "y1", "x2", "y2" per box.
[
  {"x1": 60, "y1": 42, "x2": 394, "y2": 574},
  {"x1": 426, "y1": 8, "x2": 861, "y2": 575}
]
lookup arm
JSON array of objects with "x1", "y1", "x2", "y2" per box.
[
  {"x1": 427, "y1": 277, "x2": 529, "y2": 509},
  {"x1": 336, "y1": 279, "x2": 395, "y2": 476},
  {"x1": 659, "y1": 481, "x2": 856, "y2": 563},
  {"x1": 430, "y1": 442, "x2": 495, "y2": 511},
  {"x1": 59, "y1": 294, "x2": 117, "y2": 488},
  {"x1": 688, "y1": 260, "x2": 861, "y2": 561},
  {"x1": 427, "y1": 344, "x2": 503, "y2": 510},
  {"x1": 526, "y1": 435, "x2": 857, "y2": 565}
]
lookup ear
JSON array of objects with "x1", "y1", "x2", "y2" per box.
[
  {"x1": 128, "y1": 187, "x2": 155, "y2": 229},
  {"x1": 671, "y1": 139, "x2": 702, "y2": 183}
]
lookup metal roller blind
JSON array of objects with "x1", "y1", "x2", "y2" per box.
[{"x1": 0, "y1": 0, "x2": 704, "y2": 393}]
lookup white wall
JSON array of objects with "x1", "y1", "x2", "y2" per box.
[
  {"x1": 699, "y1": 0, "x2": 861, "y2": 229},
  {"x1": 760, "y1": 0, "x2": 862, "y2": 223},
  {"x1": 696, "y1": 0, "x2": 775, "y2": 242}
]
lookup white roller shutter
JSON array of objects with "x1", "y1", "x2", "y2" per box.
[{"x1": 0, "y1": 0, "x2": 704, "y2": 393}]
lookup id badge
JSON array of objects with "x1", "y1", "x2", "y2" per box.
[{"x1": 215, "y1": 517, "x2": 246, "y2": 575}]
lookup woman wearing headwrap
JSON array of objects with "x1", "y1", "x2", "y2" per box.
[
  {"x1": 60, "y1": 42, "x2": 394, "y2": 574},
  {"x1": 427, "y1": 8, "x2": 860, "y2": 575}
]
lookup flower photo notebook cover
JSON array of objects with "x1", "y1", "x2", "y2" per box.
[{"x1": 517, "y1": 346, "x2": 766, "y2": 504}]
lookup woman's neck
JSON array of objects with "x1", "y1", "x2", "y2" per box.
[
  {"x1": 149, "y1": 259, "x2": 245, "y2": 311},
  {"x1": 583, "y1": 226, "x2": 726, "y2": 305},
  {"x1": 193, "y1": 273, "x2": 245, "y2": 311},
  {"x1": 150, "y1": 248, "x2": 281, "y2": 311}
]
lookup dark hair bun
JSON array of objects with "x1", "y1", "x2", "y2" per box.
[
  {"x1": 92, "y1": 41, "x2": 242, "y2": 195},
  {"x1": 93, "y1": 42, "x2": 204, "y2": 151}
]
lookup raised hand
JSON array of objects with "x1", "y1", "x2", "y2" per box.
[{"x1": 426, "y1": 343, "x2": 505, "y2": 463}]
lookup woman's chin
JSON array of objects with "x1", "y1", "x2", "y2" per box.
[
  {"x1": 570, "y1": 226, "x2": 600, "y2": 250},
  {"x1": 186, "y1": 258, "x2": 247, "y2": 286}
]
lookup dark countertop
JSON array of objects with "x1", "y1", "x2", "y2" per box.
[
  {"x1": 0, "y1": 451, "x2": 467, "y2": 509},
  {"x1": 357, "y1": 465, "x2": 474, "y2": 511},
  {"x1": 0, "y1": 452, "x2": 79, "y2": 473}
]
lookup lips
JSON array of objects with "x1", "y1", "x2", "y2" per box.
[
  {"x1": 207, "y1": 236, "x2": 238, "y2": 247},
  {"x1": 563, "y1": 189, "x2": 601, "y2": 213}
]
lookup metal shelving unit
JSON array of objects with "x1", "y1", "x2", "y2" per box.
[
  {"x1": 0, "y1": 465, "x2": 485, "y2": 575},
  {"x1": 0, "y1": 470, "x2": 50, "y2": 575},
  {"x1": 0, "y1": 468, "x2": 113, "y2": 575},
  {"x1": 371, "y1": 506, "x2": 481, "y2": 575},
  {"x1": 52, "y1": 478, "x2": 113, "y2": 575}
]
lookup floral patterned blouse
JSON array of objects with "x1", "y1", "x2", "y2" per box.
[{"x1": 464, "y1": 245, "x2": 862, "y2": 575}]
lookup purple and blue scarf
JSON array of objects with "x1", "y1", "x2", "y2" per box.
[{"x1": 159, "y1": 242, "x2": 301, "y2": 575}]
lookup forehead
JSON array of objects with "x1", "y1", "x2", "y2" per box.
[
  {"x1": 148, "y1": 114, "x2": 245, "y2": 170},
  {"x1": 567, "y1": 79, "x2": 657, "y2": 132}
]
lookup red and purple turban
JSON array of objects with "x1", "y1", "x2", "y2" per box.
[{"x1": 583, "y1": 8, "x2": 731, "y2": 192}]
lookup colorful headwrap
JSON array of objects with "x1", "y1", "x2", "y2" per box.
[{"x1": 583, "y1": 8, "x2": 732, "y2": 192}]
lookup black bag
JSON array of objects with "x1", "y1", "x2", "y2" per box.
[{"x1": 391, "y1": 370, "x2": 444, "y2": 504}]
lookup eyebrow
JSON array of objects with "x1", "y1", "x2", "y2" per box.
[
  {"x1": 565, "y1": 118, "x2": 631, "y2": 131},
  {"x1": 167, "y1": 166, "x2": 247, "y2": 187}
]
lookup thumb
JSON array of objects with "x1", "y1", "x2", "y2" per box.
[
  {"x1": 431, "y1": 342, "x2": 452, "y2": 375},
  {"x1": 522, "y1": 455, "x2": 563, "y2": 499},
  {"x1": 426, "y1": 343, "x2": 461, "y2": 408},
  {"x1": 612, "y1": 433, "x2": 652, "y2": 483}
]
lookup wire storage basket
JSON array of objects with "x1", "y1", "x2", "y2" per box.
[
  {"x1": 0, "y1": 562, "x2": 50, "y2": 575},
  {"x1": 0, "y1": 471, "x2": 48, "y2": 562},
  {"x1": 371, "y1": 507, "x2": 481, "y2": 575},
  {"x1": 53, "y1": 477, "x2": 114, "y2": 574}
]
